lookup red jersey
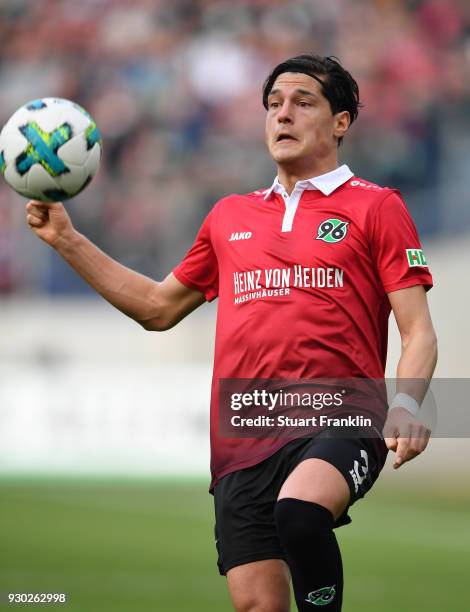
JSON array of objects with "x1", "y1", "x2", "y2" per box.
[{"x1": 173, "y1": 166, "x2": 433, "y2": 488}]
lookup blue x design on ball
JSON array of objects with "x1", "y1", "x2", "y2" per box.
[{"x1": 16, "y1": 121, "x2": 73, "y2": 177}]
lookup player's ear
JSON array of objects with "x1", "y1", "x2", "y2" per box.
[{"x1": 333, "y1": 111, "x2": 350, "y2": 140}]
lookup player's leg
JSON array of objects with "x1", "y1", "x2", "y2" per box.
[
  {"x1": 275, "y1": 458, "x2": 349, "y2": 611},
  {"x1": 278, "y1": 458, "x2": 350, "y2": 518},
  {"x1": 226, "y1": 559, "x2": 291, "y2": 612},
  {"x1": 274, "y1": 435, "x2": 386, "y2": 611},
  {"x1": 213, "y1": 451, "x2": 294, "y2": 611}
]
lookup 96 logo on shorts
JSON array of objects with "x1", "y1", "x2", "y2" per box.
[
  {"x1": 316, "y1": 219, "x2": 349, "y2": 243},
  {"x1": 349, "y1": 449, "x2": 369, "y2": 494}
]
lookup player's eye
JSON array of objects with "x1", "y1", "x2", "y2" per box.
[
  {"x1": 268, "y1": 101, "x2": 281, "y2": 109},
  {"x1": 298, "y1": 100, "x2": 312, "y2": 108}
]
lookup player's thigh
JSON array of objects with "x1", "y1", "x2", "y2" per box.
[
  {"x1": 278, "y1": 434, "x2": 387, "y2": 523},
  {"x1": 227, "y1": 558, "x2": 291, "y2": 612},
  {"x1": 278, "y1": 457, "x2": 350, "y2": 521}
]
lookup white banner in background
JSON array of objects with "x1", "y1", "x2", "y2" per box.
[{"x1": 0, "y1": 363, "x2": 211, "y2": 476}]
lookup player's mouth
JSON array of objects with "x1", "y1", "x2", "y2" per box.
[{"x1": 276, "y1": 133, "x2": 297, "y2": 143}]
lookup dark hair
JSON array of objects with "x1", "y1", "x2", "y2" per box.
[{"x1": 262, "y1": 54, "x2": 361, "y2": 145}]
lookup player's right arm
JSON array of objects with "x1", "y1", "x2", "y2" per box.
[{"x1": 26, "y1": 200, "x2": 206, "y2": 330}]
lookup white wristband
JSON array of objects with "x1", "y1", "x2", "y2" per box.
[{"x1": 389, "y1": 393, "x2": 420, "y2": 417}]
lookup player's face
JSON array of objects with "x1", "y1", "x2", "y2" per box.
[{"x1": 265, "y1": 73, "x2": 349, "y2": 168}]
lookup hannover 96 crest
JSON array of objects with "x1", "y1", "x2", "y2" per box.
[
  {"x1": 305, "y1": 585, "x2": 336, "y2": 606},
  {"x1": 316, "y1": 219, "x2": 348, "y2": 243}
]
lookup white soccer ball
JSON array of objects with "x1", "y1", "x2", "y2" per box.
[{"x1": 0, "y1": 97, "x2": 102, "y2": 202}]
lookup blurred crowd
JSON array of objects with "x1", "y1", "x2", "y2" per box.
[{"x1": 1, "y1": 0, "x2": 470, "y2": 295}]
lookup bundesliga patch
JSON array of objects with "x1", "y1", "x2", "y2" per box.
[
  {"x1": 406, "y1": 249, "x2": 428, "y2": 267},
  {"x1": 316, "y1": 219, "x2": 348, "y2": 243}
]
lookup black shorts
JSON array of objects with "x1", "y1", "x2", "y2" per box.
[{"x1": 213, "y1": 430, "x2": 387, "y2": 575}]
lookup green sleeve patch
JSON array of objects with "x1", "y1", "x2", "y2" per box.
[{"x1": 406, "y1": 249, "x2": 428, "y2": 267}]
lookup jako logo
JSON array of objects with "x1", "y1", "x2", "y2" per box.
[{"x1": 229, "y1": 232, "x2": 252, "y2": 241}]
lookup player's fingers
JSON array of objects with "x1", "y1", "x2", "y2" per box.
[
  {"x1": 384, "y1": 435, "x2": 398, "y2": 452},
  {"x1": 382, "y1": 418, "x2": 399, "y2": 442},
  {"x1": 26, "y1": 200, "x2": 47, "y2": 210},
  {"x1": 26, "y1": 213, "x2": 46, "y2": 227},
  {"x1": 383, "y1": 415, "x2": 400, "y2": 451},
  {"x1": 26, "y1": 208, "x2": 48, "y2": 222},
  {"x1": 394, "y1": 438, "x2": 409, "y2": 468},
  {"x1": 393, "y1": 424, "x2": 412, "y2": 469},
  {"x1": 26, "y1": 200, "x2": 63, "y2": 214},
  {"x1": 26, "y1": 201, "x2": 49, "y2": 218},
  {"x1": 409, "y1": 424, "x2": 431, "y2": 455},
  {"x1": 26, "y1": 200, "x2": 58, "y2": 210}
]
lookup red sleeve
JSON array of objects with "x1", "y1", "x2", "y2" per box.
[
  {"x1": 368, "y1": 191, "x2": 433, "y2": 294},
  {"x1": 172, "y1": 208, "x2": 219, "y2": 301}
]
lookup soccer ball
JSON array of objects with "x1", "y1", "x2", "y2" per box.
[{"x1": 0, "y1": 97, "x2": 102, "y2": 202}]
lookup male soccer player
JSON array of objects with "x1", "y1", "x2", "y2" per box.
[{"x1": 26, "y1": 55, "x2": 437, "y2": 611}]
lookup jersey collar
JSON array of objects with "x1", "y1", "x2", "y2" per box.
[{"x1": 264, "y1": 164, "x2": 354, "y2": 200}]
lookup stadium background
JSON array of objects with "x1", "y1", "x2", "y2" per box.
[{"x1": 0, "y1": 1, "x2": 469, "y2": 610}]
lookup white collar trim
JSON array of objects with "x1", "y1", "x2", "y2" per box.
[{"x1": 264, "y1": 164, "x2": 354, "y2": 199}]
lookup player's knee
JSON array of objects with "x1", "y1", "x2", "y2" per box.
[
  {"x1": 230, "y1": 572, "x2": 290, "y2": 612},
  {"x1": 274, "y1": 497, "x2": 334, "y2": 551},
  {"x1": 234, "y1": 597, "x2": 288, "y2": 612},
  {"x1": 230, "y1": 568, "x2": 290, "y2": 612}
]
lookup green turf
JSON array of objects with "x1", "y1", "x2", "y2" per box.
[{"x1": 0, "y1": 477, "x2": 468, "y2": 611}]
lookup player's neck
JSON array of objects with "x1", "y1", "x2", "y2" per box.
[{"x1": 277, "y1": 158, "x2": 339, "y2": 195}]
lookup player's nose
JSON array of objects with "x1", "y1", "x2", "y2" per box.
[{"x1": 276, "y1": 100, "x2": 294, "y2": 124}]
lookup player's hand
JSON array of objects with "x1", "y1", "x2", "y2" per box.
[
  {"x1": 383, "y1": 407, "x2": 431, "y2": 469},
  {"x1": 26, "y1": 200, "x2": 75, "y2": 247}
]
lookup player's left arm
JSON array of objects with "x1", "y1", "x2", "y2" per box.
[{"x1": 383, "y1": 284, "x2": 438, "y2": 468}]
